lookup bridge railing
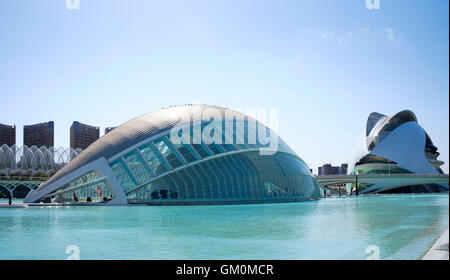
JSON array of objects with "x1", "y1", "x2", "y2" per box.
[
  {"x1": 315, "y1": 174, "x2": 448, "y2": 178},
  {"x1": 0, "y1": 175, "x2": 49, "y2": 181}
]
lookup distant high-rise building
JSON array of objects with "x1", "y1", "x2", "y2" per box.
[
  {"x1": 104, "y1": 127, "x2": 116, "y2": 134},
  {"x1": 70, "y1": 121, "x2": 100, "y2": 150},
  {"x1": 24, "y1": 121, "x2": 54, "y2": 148},
  {"x1": 318, "y1": 163, "x2": 348, "y2": 175},
  {"x1": 0, "y1": 123, "x2": 16, "y2": 146}
]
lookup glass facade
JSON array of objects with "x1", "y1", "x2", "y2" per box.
[
  {"x1": 153, "y1": 137, "x2": 183, "y2": 168},
  {"x1": 104, "y1": 118, "x2": 319, "y2": 205},
  {"x1": 139, "y1": 145, "x2": 167, "y2": 176},
  {"x1": 126, "y1": 151, "x2": 318, "y2": 204},
  {"x1": 110, "y1": 159, "x2": 136, "y2": 192},
  {"x1": 50, "y1": 171, "x2": 113, "y2": 203},
  {"x1": 30, "y1": 106, "x2": 320, "y2": 205}
]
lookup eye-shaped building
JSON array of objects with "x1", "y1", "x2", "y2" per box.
[
  {"x1": 24, "y1": 105, "x2": 320, "y2": 205},
  {"x1": 351, "y1": 110, "x2": 448, "y2": 193}
]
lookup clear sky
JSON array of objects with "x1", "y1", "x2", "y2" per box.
[{"x1": 0, "y1": 0, "x2": 448, "y2": 173}]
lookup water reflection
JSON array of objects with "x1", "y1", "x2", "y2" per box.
[{"x1": 0, "y1": 195, "x2": 448, "y2": 260}]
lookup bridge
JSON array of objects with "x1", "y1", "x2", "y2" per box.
[
  {"x1": 0, "y1": 176, "x2": 49, "y2": 199},
  {"x1": 315, "y1": 174, "x2": 449, "y2": 194},
  {"x1": 1, "y1": 144, "x2": 81, "y2": 199},
  {"x1": 2, "y1": 173, "x2": 449, "y2": 199}
]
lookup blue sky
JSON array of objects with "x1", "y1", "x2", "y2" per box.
[{"x1": 0, "y1": 0, "x2": 448, "y2": 173}]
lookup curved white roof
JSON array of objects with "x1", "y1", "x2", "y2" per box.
[{"x1": 38, "y1": 105, "x2": 277, "y2": 190}]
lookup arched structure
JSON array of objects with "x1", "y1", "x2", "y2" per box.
[
  {"x1": 24, "y1": 105, "x2": 320, "y2": 205},
  {"x1": 0, "y1": 145, "x2": 82, "y2": 177},
  {"x1": 0, "y1": 145, "x2": 82, "y2": 199},
  {"x1": 0, "y1": 180, "x2": 42, "y2": 199},
  {"x1": 351, "y1": 110, "x2": 448, "y2": 194}
]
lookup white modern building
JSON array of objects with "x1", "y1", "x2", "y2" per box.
[
  {"x1": 350, "y1": 110, "x2": 448, "y2": 194},
  {"x1": 24, "y1": 105, "x2": 320, "y2": 205}
]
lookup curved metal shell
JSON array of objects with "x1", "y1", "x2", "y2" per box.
[{"x1": 24, "y1": 105, "x2": 320, "y2": 205}]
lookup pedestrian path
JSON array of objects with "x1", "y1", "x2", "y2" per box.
[{"x1": 423, "y1": 228, "x2": 449, "y2": 260}]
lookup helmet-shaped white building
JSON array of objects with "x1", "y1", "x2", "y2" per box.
[
  {"x1": 351, "y1": 110, "x2": 448, "y2": 193},
  {"x1": 24, "y1": 105, "x2": 320, "y2": 205}
]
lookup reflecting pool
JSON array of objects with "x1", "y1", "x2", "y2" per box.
[{"x1": 0, "y1": 194, "x2": 448, "y2": 260}]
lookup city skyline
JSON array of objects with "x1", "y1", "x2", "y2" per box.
[
  {"x1": 1, "y1": 117, "x2": 351, "y2": 175},
  {"x1": 0, "y1": 0, "x2": 448, "y2": 173},
  {"x1": 1, "y1": 120, "x2": 101, "y2": 149},
  {"x1": 70, "y1": 121, "x2": 100, "y2": 150}
]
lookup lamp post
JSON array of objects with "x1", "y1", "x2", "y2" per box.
[{"x1": 355, "y1": 174, "x2": 359, "y2": 196}]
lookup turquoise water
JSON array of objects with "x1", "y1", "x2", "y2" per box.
[{"x1": 0, "y1": 194, "x2": 448, "y2": 260}]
